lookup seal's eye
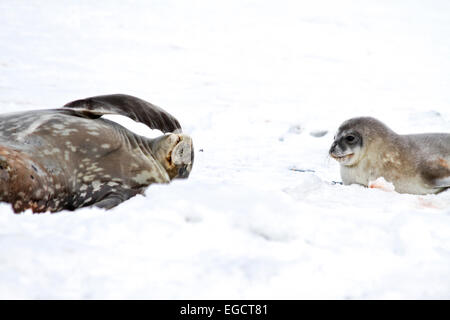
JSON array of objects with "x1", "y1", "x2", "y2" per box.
[{"x1": 345, "y1": 135, "x2": 356, "y2": 143}]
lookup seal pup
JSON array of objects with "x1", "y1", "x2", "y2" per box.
[
  {"x1": 329, "y1": 117, "x2": 450, "y2": 195},
  {"x1": 0, "y1": 94, "x2": 193, "y2": 213}
]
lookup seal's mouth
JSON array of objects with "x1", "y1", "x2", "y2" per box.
[{"x1": 330, "y1": 153, "x2": 354, "y2": 162}]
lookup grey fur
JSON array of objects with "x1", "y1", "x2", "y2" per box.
[{"x1": 329, "y1": 117, "x2": 450, "y2": 194}]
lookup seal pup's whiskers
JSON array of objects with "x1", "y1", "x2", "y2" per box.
[{"x1": 329, "y1": 117, "x2": 450, "y2": 195}]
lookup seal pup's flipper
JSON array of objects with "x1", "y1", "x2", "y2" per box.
[
  {"x1": 63, "y1": 94, "x2": 182, "y2": 133},
  {"x1": 432, "y1": 177, "x2": 450, "y2": 188},
  {"x1": 421, "y1": 157, "x2": 450, "y2": 189}
]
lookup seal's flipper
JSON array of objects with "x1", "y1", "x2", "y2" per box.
[
  {"x1": 93, "y1": 195, "x2": 125, "y2": 210},
  {"x1": 92, "y1": 188, "x2": 144, "y2": 210},
  {"x1": 432, "y1": 177, "x2": 450, "y2": 188},
  {"x1": 63, "y1": 94, "x2": 182, "y2": 133},
  {"x1": 422, "y1": 157, "x2": 450, "y2": 189}
]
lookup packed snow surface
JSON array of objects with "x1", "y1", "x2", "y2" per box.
[{"x1": 1, "y1": 0, "x2": 450, "y2": 299}]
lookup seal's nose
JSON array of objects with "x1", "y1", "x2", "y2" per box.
[
  {"x1": 177, "y1": 165, "x2": 190, "y2": 179},
  {"x1": 329, "y1": 141, "x2": 337, "y2": 155}
]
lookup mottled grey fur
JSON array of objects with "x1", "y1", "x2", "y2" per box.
[{"x1": 0, "y1": 94, "x2": 193, "y2": 213}]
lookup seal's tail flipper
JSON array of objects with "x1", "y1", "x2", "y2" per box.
[{"x1": 63, "y1": 94, "x2": 182, "y2": 134}]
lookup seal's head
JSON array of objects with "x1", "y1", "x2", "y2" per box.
[
  {"x1": 150, "y1": 133, "x2": 194, "y2": 180},
  {"x1": 329, "y1": 129, "x2": 363, "y2": 166},
  {"x1": 329, "y1": 117, "x2": 392, "y2": 167}
]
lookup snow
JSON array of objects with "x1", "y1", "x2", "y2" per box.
[{"x1": 1, "y1": 0, "x2": 450, "y2": 299}]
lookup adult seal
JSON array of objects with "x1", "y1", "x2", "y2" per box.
[
  {"x1": 0, "y1": 94, "x2": 193, "y2": 213},
  {"x1": 329, "y1": 117, "x2": 450, "y2": 195}
]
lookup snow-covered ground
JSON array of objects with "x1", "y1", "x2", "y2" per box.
[{"x1": 1, "y1": 0, "x2": 450, "y2": 299}]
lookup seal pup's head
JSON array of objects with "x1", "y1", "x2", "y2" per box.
[
  {"x1": 150, "y1": 133, "x2": 194, "y2": 180},
  {"x1": 329, "y1": 117, "x2": 394, "y2": 166}
]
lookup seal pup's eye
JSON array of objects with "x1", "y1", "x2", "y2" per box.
[{"x1": 345, "y1": 135, "x2": 356, "y2": 143}]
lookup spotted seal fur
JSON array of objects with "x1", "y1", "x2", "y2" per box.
[
  {"x1": 0, "y1": 94, "x2": 193, "y2": 213},
  {"x1": 329, "y1": 117, "x2": 450, "y2": 194}
]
